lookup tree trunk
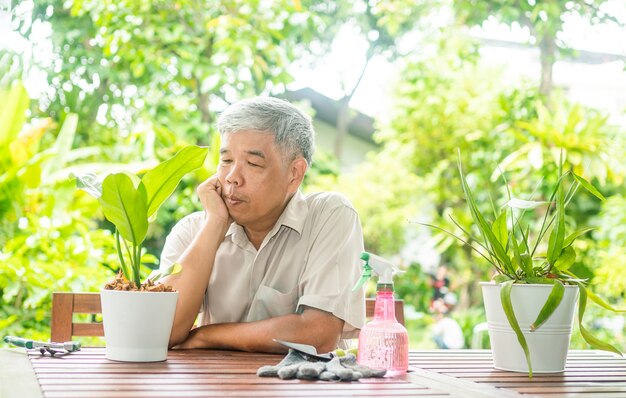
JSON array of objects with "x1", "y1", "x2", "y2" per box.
[
  {"x1": 539, "y1": 33, "x2": 556, "y2": 97},
  {"x1": 334, "y1": 98, "x2": 350, "y2": 161}
]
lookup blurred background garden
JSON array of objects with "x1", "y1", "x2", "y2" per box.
[{"x1": 1, "y1": 0, "x2": 625, "y2": 349}]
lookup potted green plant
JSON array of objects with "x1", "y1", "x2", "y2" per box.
[
  {"x1": 423, "y1": 152, "x2": 623, "y2": 376},
  {"x1": 74, "y1": 145, "x2": 208, "y2": 362}
]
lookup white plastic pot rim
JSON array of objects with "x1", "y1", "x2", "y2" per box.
[{"x1": 487, "y1": 322, "x2": 573, "y2": 333}]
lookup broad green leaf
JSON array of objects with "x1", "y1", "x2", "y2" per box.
[
  {"x1": 576, "y1": 284, "x2": 622, "y2": 355},
  {"x1": 0, "y1": 81, "x2": 30, "y2": 147},
  {"x1": 553, "y1": 246, "x2": 576, "y2": 272},
  {"x1": 504, "y1": 198, "x2": 549, "y2": 209},
  {"x1": 146, "y1": 262, "x2": 183, "y2": 283},
  {"x1": 573, "y1": 173, "x2": 605, "y2": 201},
  {"x1": 142, "y1": 145, "x2": 208, "y2": 217},
  {"x1": 492, "y1": 211, "x2": 508, "y2": 247},
  {"x1": 501, "y1": 280, "x2": 532, "y2": 377},
  {"x1": 209, "y1": 132, "x2": 221, "y2": 172},
  {"x1": 587, "y1": 290, "x2": 626, "y2": 313},
  {"x1": 530, "y1": 280, "x2": 564, "y2": 330},
  {"x1": 73, "y1": 173, "x2": 103, "y2": 198},
  {"x1": 120, "y1": 170, "x2": 141, "y2": 188},
  {"x1": 99, "y1": 173, "x2": 148, "y2": 246},
  {"x1": 563, "y1": 227, "x2": 594, "y2": 248}
]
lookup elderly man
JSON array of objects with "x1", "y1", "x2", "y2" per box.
[{"x1": 160, "y1": 97, "x2": 364, "y2": 354}]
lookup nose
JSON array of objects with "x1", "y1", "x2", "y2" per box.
[{"x1": 225, "y1": 163, "x2": 242, "y2": 187}]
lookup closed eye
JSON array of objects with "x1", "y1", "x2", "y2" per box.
[{"x1": 248, "y1": 161, "x2": 262, "y2": 167}]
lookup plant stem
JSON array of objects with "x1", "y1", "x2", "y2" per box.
[{"x1": 115, "y1": 230, "x2": 130, "y2": 279}]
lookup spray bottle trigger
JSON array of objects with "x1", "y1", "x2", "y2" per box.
[{"x1": 352, "y1": 264, "x2": 372, "y2": 291}]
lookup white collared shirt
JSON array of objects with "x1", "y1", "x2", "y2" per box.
[{"x1": 159, "y1": 190, "x2": 365, "y2": 338}]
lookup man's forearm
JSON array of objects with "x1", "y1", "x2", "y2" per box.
[
  {"x1": 176, "y1": 308, "x2": 345, "y2": 354},
  {"x1": 162, "y1": 217, "x2": 228, "y2": 346}
]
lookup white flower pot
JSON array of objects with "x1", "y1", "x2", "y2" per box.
[
  {"x1": 100, "y1": 290, "x2": 178, "y2": 362},
  {"x1": 480, "y1": 282, "x2": 579, "y2": 373}
]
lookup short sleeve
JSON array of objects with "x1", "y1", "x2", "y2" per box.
[
  {"x1": 159, "y1": 212, "x2": 204, "y2": 270},
  {"x1": 296, "y1": 194, "x2": 365, "y2": 338}
]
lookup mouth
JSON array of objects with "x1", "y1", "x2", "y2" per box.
[{"x1": 224, "y1": 194, "x2": 245, "y2": 206}]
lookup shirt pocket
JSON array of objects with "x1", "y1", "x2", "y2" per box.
[{"x1": 247, "y1": 285, "x2": 298, "y2": 321}]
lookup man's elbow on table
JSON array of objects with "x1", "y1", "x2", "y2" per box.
[
  {"x1": 293, "y1": 308, "x2": 345, "y2": 354},
  {"x1": 168, "y1": 322, "x2": 191, "y2": 348}
]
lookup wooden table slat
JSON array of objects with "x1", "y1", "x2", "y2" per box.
[{"x1": 2, "y1": 348, "x2": 625, "y2": 398}]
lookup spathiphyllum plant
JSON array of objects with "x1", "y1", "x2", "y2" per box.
[
  {"x1": 423, "y1": 152, "x2": 624, "y2": 376},
  {"x1": 74, "y1": 145, "x2": 208, "y2": 290}
]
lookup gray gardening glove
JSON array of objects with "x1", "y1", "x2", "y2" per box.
[
  {"x1": 257, "y1": 349, "x2": 309, "y2": 378},
  {"x1": 258, "y1": 351, "x2": 386, "y2": 381},
  {"x1": 319, "y1": 353, "x2": 387, "y2": 381}
]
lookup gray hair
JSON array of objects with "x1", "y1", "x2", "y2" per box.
[{"x1": 217, "y1": 97, "x2": 315, "y2": 166}]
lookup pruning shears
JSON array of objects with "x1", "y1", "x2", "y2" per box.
[{"x1": 4, "y1": 336, "x2": 81, "y2": 356}]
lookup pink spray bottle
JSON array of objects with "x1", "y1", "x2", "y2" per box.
[{"x1": 353, "y1": 252, "x2": 409, "y2": 376}]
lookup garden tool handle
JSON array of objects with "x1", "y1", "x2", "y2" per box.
[{"x1": 3, "y1": 336, "x2": 81, "y2": 352}]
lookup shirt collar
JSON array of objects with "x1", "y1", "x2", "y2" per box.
[
  {"x1": 275, "y1": 190, "x2": 307, "y2": 235},
  {"x1": 225, "y1": 190, "x2": 308, "y2": 241}
]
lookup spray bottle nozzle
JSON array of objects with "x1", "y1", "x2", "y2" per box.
[{"x1": 352, "y1": 251, "x2": 402, "y2": 291}]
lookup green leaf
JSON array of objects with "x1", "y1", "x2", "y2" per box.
[
  {"x1": 99, "y1": 173, "x2": 149, "y2": 246},
  {"x1": 530, "y1": 280, "x2": 564, "y2": 331},
  {"x1": 492, "y1": 211, "x2": 508, "y2": 247},
  {"x1": 142, "y1": 145, "x2": 208, "y2": 218},
  {"x1": 459, "y1": 159, "x2": 513, "y2": 274},
  {"x1": 493, "y1": 274, "x2": 512, "y2": 283},
  {"x1": 553, "y1": 246, "x2": 576, "y2": 272},
  {"x1": 146, "y1": 262, "x2": 183, "y2": 283},
  {"x1": 115, "y1": 230, "x2": 131, "y2": 281},
  {"x1": 587, "y1": 290, "x2": 626, "y2": 313},
  {"x1": 501, "y1": 280, "x2": 532, "y2": 377},
  {"x1": 209, "y1": 131, "x2": 221, "y2": 172},
  {"x1": 563, "y1": 227, "x2": 594, "y2": 248},
  {"x1": 525, "y1": 277, "x2": 555, "y2": 284},
  {"x1": 73, "y1": 173, "x2": 103, "y2": 198},
  {"x1": 573, "y1": 173, "x2": 605, "y2": 201},
  {"x1": 0, "y1": 81, "x2": 30, "y2": 147},
  {"x1": 576, "y1": 284, "x2": 622, "y2": 355},
  {"x1": 44, "y1": 113, "x2": 78, "y2": 176},
  {"x1": 520, "y1": 253, "x2": 533, "y2": 276},
  {"x1": 547, "y1": 184, "x2": 565, "y2": 266}
]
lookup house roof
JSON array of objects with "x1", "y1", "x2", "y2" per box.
[{"x1": 281, "y1": 88, "x2": 377, "y2": 144}]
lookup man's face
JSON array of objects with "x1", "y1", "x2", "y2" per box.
[{"x1": 217, "y1": 130, "x2": 299, "y2": 230}]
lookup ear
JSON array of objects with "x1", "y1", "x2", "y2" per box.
[{"x1": 287, "y1": 157, "x2": 308, "y2": 193}]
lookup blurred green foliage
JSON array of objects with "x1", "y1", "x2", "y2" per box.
[
  {"x1": 0, "y1": 82, "x2": 115, "y2": 341},
  {"x1": 1, "y1": 0, "x2": 624, "y2": 351}
]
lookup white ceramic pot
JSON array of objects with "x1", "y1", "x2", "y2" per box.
[
  {"x1": 100, "y1": 290, "x2": 178, "y2": 362},
  {"x1": 480, "y1": 281, "x2": 579, "y2": 373}
]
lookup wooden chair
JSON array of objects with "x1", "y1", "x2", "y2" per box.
[
  {"x1": 50, "y1": 293, "x2": 405, "y2": 342},
  {"x1": 51, "y1": 292, "x2": 104, "y2": 342},
  {"x1": 365, "y1": 297, "x2": 405, "y2": 326}
]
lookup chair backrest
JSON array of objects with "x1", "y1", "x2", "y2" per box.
[
  {"x1": 51, "y1": 292, "x2": 103, "y2": 342},
  {"x1": 50, "y1": 293, "x2": 406, "y2": 342},
  {"x1": 365, "y1": 297, "x2": 405, "y2": 326}
]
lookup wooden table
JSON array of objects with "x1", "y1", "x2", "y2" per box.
[{"x1": 3, "y1": 348, "x2": 626, "y2": 397}]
